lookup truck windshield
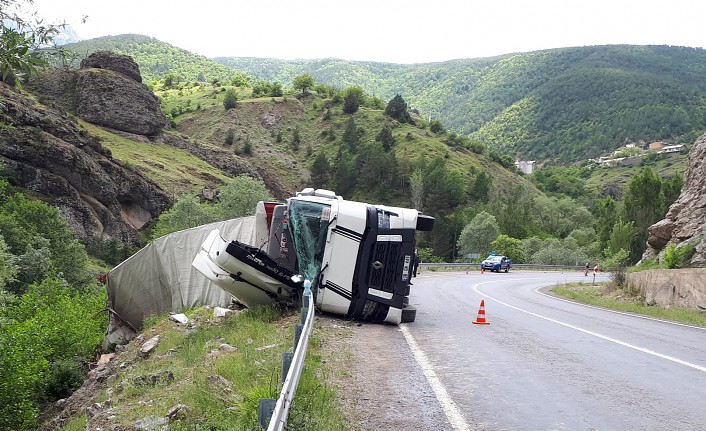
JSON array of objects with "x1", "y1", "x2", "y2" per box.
[{"x1": 288, "y1": 199, "x2": 332, "y2": 284}]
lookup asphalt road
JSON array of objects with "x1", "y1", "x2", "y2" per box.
[{"x1": 402, "y1": 270, "x2": 706, "y2": 431}]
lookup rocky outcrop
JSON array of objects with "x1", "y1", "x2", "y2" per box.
[
  {"x1": 75, "y1": 68, "x2": 166, "y2": 135},
  {"x1": 643, "y1": 133, "x2": 706, "y2": 266},
  {"x1": 80, "y1": 50, "x2": 142, "y2": 83},
  {"x1": 627, "y1": 269, "x2": 706, "y2": 310},
  {"x1": 29, "y1": 51, "x2": 167, "y2": 135},
  {"x1": 0, "y1": 82, "x2": 172, "y2": 245}
]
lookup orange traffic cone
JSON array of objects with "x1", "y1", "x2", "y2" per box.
[{"x1": 472, "y1": 299, "x2": 490, "y2": 325}]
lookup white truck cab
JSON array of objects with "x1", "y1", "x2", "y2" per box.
[{"x1": 193, "y1": 188, "x2": 434, "y2": 324}]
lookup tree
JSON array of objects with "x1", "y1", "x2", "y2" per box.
[
  {"x1": 375, "y1": 124, "x2": 395, "y2": 151},
  {"x1": 0, "y1": 235, "x2": 18, "y2": 294},
  {"x1": 242, "y1": 136, "x2": 252, "y2": 155},
  {"x1": 150, "y1": 194, "x2": 214, "y2": 239},
  {"x1": 0, "y1": 1, "x2": 68, "y2": 89},
  {"x1": 526, "y1": 237, "x2": 589, "y2": 266},
  {"x1": 594, "y1": 196, "x2": 619, "y2": 254},
  {"x1": 332, "y1": 148, "x2": 357, "y2": 198},
  {"x1": 385, "y1": 94, "x2": 412, "y2": 124},
  {"x1": 410, "y1": 168, "x2": 424, "y2": 211},
  {"x1": 430, "y1": 120, "x2": 444, "y2": 133},
  {"x1": 491, "y1": 234, "x2": 525, "y2": 263},
  {"x1": 342, "y1": 117, "x2": 360, "y2": 152},
  {"x1": 421, "y1": 156, "x2": 466, "y2": 218},
  {"x1": 605, "y1": 219, "x2": 636, "y2": 258},
  {"x1": 163, "y1": 73, "x2": 177, "y2": 88},
  {"x1": 342, "y1": 86, "x2": 365, "y2": 114},
  {"x1": 310, "y1": 152, "x2": 331, "y2": 189},
  {"x1": 213, "y1": 175, "x2": 272, "y2": 220},
  {"x1": 224, "y1": 128, "x2": 235, "y2": 145},
  {"x1": 291, "y1": 126, "x2": 301, "y2": 151},
  {"x1": 489, "y1": 185, "x2": 536, "y2": 239},
  {"x1": 223, "y1": 88, "x2": 238, "y2": 110},
  {"x1": 470, "y1": 170, "x2": 491, "y2": 202},
  {"x1": 662, "y1": 173, "x2": 684, "y2": 208},
  {"x1": 457, "y1": 211, "x2": 500, "y2": 258},
  {"x1": 622, "y1": 167, "x2": 665, "y2": 262},
  {"x1": 292, "y1": 74, "x2": 315, "y2": 95},
  {"x1": 0, "y1": 193, "x2": 93, "y2": 291}
]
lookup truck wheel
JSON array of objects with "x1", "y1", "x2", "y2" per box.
[
  {"x1": 361, "y1": 299, "x2": 389, "y2": 323},
  {"x1": 401, "y1": 305, "x2": 416, "y2": 323}
]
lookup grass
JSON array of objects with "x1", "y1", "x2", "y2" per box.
[
  {"x1": 551, "y1": 282, "x2": 706, "y2": 327},
  {"x1": 61, "y1": 415, "x2": 86, "y2": 431},
  {"x1": 61, "y1": 305, "x2": 348, "y2": 430},
  {"x1": 78, "y1": 120, "x2": 231, "y2": 196}
]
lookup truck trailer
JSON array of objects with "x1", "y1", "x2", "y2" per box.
[{"x1": 192, "y1": 188, "x2": 434, "y2": 324}]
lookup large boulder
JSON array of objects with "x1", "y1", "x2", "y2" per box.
[
  {"x1": 80, "y1": 50, "x2": 142, "y2": 83},
  {"x1": 29, "y1": 51, "x2": 167, "y2": 136},
  {"x1": 75, "y1": 68, "x2": 167, "y2": 135},
  {"x1": 643, "y1": 133, "x2": 706, "y2": 265}
]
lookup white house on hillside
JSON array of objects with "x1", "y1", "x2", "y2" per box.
[
  {"x1": 515, "y1": 160, "x2": 535, "y2": 174},
  {"x1": 661, "y1": 144, "x2": 685, "y2": 154}
]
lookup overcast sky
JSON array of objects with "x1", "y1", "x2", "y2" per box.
[{"x1": 28, "y1": 0, "x2": 706, "y2": 64}]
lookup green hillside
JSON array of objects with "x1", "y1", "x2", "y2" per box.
[
  {"x1": 64, "y1": 36, "x2": 706, "y2": 165},
  {"x1": 62, "y1": 34, "x2": 252, "y2": 85},
  {"x1": 216, "y1": 45, "x2": 706, "y2": 164}
]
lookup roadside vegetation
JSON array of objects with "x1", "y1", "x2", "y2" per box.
[
  {"x1": 56, "y1": 305, "x2": 349, "y2": 430},
  {"x1": 551, "y1": 282, "x2": 706, "y2": 327}
]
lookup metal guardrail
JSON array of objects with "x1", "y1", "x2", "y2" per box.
[
  {"x1": 258, "y1": 293, "x2": 315, "y2": 430},
  {"x1": 420, "y1": 262, "x2": 586, "y2": 271}
]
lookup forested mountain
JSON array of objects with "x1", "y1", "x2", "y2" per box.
[
  {"x1": 216, "y1": 46, "x2": 706, "y2": 164},
  {"x1": 64, "y1": 36, "x2": 706, "y2": 164},
  {"x1": 62, "y1": 34, "x2": 252, "y2": 85}
]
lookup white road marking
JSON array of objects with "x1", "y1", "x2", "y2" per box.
[
  {"x1": 534, "y1": 286, "x2": 706, "y2": 331},
  {"x1": 473, "y1": 282, "x2": 706, "y2": 373},
  {"x1": 400, "y1": 324, "x2": 471, "y2": 431}
]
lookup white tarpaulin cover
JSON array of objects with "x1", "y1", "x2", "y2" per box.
[{"x1": 106, "y1": 216, "x2": 258, "y2": 331}]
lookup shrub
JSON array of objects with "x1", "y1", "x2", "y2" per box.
[
  {"x1": 663, "y1": 242, "x2": 696, "y2": 269},
  {"x1": 223, "y1": 89, "x2": 238, "y2": 110},
  {"x1": 225, "y1": 128, "x2": 235, "y2": 146},
  {"x1": 0, "y1": 277, "x2": 107, "y2": 429}
]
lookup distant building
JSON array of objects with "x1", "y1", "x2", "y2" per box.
[
  {"x1": 515, "y1": 160, "x2": 535, "y2": 174},
  {"x1": 649, "y1": 141, "x2": 665, "y2": 150},
  {"x1": 661, "y1": 144, "x2": 685, "y2": 154}
]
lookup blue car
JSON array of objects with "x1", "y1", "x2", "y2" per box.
[{"x1": 481, "y1": 254, "x2": 512, "y2": 272}]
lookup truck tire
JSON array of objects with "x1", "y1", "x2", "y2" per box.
[
  {"x1": 361, "y1": 299, "x2": 389, "y2": 323},
  {"x1": 401, "y1": 305, "x2": 416, "y2": 323}
]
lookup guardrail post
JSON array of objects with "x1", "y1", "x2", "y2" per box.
[
  {"x1": 281, "y1": 351, "x2": 293, "y2": 384},
  {"x1": 258, "y1": 398, "x2": 275, "y2": 429}
]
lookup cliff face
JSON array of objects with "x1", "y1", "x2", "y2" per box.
[
  {"x1": 643, "y1": 133, "x2": 706, "y2": 265},
  {"x1": 0, "y1": 52, "x2": 172, "y2": 246}
]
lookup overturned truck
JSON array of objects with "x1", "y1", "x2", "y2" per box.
[{"x1": 193, "y1": 188, "x2": 434, "y2": 324}]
